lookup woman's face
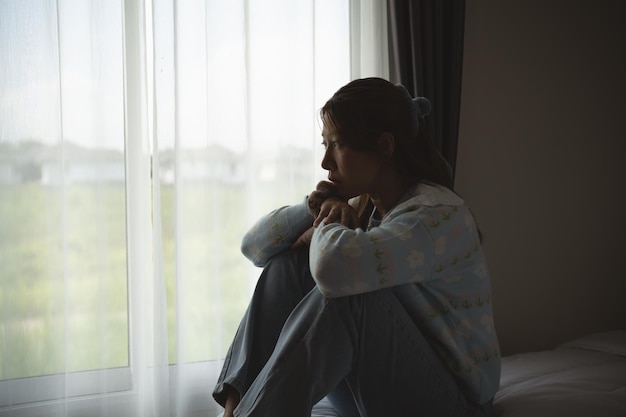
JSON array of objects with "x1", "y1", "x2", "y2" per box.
[{"x1": 320, "y1": 124, "x2": 382, "y2": 199}]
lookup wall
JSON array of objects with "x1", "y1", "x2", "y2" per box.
[{"x1": 456, "y1": 0, "x2": 626, "y2": 355}]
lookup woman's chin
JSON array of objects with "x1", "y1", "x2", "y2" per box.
[
  {"x1": 331, "y1": 182, "x2": 361, "y2": 200},
  {"x1": 337, "y1": 188, "x2": 359, "y2": 200}
]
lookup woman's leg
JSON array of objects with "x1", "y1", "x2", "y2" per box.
[
  {"x1": 233, "y1": 286, "x2": 483, "y2": 417},
  {"x1": 324, "y1": 379, "x2": 360, "y2": 417},
  {"x1": 212, "y1": 246, "x2": 316, "y2": 408}
]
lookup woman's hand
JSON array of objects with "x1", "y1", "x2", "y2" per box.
[
  {"x1": 294, "y1": 181, "x2": 358, "y2": 249},
  {"x1": 306, "y1": 180, "x2": 360, "y2": 231},
  {"x1": 291, "y1": 227, "x2": 314, "y2": 249},
  {"x1": 292, "y1": 197, "x2": 359, "y2": 249},
  {"x1": 307, "y1": 181, "x2": 339, "y2": 218},
  {"x1": 314, "y1": 196, "x2": 360, "y2": 229}
]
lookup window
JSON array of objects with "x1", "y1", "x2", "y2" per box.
[
  {"x1": 0, "y1": 0, "x2": 386, "y2": 415},
  {"x1": 0, "y1": 0, "x2": 128, "y2": 381},
  {"x1": 0, "y1": 0, "x2": 131, "y2": 411}
]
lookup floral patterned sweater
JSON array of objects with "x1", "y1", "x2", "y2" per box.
[{"x1": 241, "y1": 182, "x2": 501, "y2": 404}]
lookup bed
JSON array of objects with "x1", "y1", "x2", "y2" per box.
[
  {"x1": 312, "y1": 330, "x2": 626, "y2": 417},
  {"x1": 492, "y1": 330, "x2": 626, "y2": 417}
]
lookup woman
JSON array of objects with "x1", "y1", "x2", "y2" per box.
[{"x1": 213, "y1": 77, "x2": 500, "y2": 416}]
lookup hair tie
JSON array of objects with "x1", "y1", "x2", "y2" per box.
[
  {"x1": 395, "y1": 84, "x2": 431, "y2": 137},
  {"x1": 412, "y1": 97, "x2": 432, "y2": 118}
]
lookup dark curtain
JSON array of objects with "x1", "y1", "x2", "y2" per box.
[{"x1": 387, "y1": 0, "x2": 466, "y2": 182}]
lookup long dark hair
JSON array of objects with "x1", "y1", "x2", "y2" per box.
[{"x1": 320, "y1": 77, "x2": 453, "y2": 190}]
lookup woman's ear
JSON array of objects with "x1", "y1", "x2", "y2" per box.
[{"x1": 377, "y1": 132, "x2": 395, "y2": 159}]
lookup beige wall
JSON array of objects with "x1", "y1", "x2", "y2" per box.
[{"x1": 456, "y1": 0, "x2": 626, "y2": 355}]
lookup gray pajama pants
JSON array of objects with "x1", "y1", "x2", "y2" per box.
[{"x1": 212, "y1": 247, "x2": 491, "y2": 417}]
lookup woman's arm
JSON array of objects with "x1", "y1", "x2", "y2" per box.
[
  {"x1": 310, "y1": 206, "x2": 436, "y2": 297},
  {"x1": 310, "y1": 199, "x2": 482, "y2": 298},
  {"x1": 240, "y1": 199, "x2": 313, "y2": 267},
  {"x1": 310, "y1": 184, "x2": 479, "y2": 297}
]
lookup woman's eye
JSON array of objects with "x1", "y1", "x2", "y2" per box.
[{"x1": 321, "y1": 140, "x2": 342, "y2": 150}]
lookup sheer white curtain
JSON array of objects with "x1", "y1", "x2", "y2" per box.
[{"x1": 0, "y1": 1, "x2": 387, "y2": 416}]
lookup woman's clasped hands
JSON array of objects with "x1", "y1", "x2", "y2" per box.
[
  {"x1": 291, "y1": 181, "x2": 360, "y2": 249},
  {"x1": 308, "y1": 181, "x2": 360, "y2": 229}
]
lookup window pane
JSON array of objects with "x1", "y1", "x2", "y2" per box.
[{"x1": 0, "y1": 0, "x2": 127, "y2": 379}]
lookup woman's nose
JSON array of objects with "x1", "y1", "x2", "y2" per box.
[{"x1": 321, "y1": 149, "x2": 333, "y2": 171}]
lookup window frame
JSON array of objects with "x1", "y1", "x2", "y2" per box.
[{"x1": 0, "y1": 361, "x2": 224, "y2": 416}]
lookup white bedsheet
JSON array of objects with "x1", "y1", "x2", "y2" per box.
[{"x1": 493, "y1": 330, "x2": 626, "y2": 417}]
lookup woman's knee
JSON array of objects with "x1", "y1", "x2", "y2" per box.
[{"x1": 255, "y1": 247, "x2": 315, "y2": 300}]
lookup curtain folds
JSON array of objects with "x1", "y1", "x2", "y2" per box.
[
  {"x1": 350, "y1": 0, "x2": 390, "y2": 80},
  {"x1": 387, "y1": 0, "x2": 466, "y2": 180},
  {"x1": 124, "y1": 1, "x2": 171, "y2": 415}
]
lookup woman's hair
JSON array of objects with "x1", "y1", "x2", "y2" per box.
[{"x1": 320, "y1": 77, "x2": 453, "y2": 190}]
